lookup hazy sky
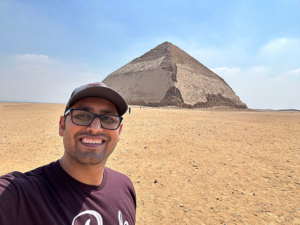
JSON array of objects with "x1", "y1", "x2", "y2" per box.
[{"x1": 0, "y1": 0, "x2": 299, "y2": 109}]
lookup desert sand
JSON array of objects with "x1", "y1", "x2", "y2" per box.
[{"x1": 0, "y1": 102, "x2": 299, "y2": 224}]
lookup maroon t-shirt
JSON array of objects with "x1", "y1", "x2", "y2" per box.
[{"x1": 0, "y1": 161, "x2": 136, "y2": 225}]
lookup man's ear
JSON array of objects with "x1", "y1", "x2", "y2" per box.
[
  {"x1": 117, "y1": 124, "x2": 123, "y2": 142},
  {"x1": 59, "y1": 116, "x2": 64, "y2": 137}
]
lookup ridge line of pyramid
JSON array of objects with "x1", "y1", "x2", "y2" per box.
[{"x1": 109, "y1": 41, "x2": 230, "y2": 86}]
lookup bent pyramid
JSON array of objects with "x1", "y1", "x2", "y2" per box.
[{"x1": 102, "y1": 42, "x2": 247, "y2": 109}]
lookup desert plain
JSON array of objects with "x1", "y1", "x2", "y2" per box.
[{"x1": 0, "y1": 102, "x2": 299, "y2": 225}]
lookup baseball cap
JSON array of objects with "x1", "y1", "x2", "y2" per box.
[{"x1": 65, "y1": 82, "x2": 128, "y2": 116}]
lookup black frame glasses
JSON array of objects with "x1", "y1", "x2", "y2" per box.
[{"x1": 65, "y1": 109, "x2": 123, "y2": 130}]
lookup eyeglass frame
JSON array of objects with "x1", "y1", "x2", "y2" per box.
[{"x1": 64, "y1": 108, "x2": 123, "y2": 130}]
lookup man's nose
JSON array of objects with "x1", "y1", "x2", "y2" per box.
[{"x1": 87, "y1": 117, "x2": 103, "y2": 133}]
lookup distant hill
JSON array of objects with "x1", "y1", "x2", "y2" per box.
[{"x1": 277, "y1": 109, "x2": 300, "y2": 112}]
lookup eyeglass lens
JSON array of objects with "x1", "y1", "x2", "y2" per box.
[{"x1": 71, "y1": 110, "x2": 121, "y2": 129}]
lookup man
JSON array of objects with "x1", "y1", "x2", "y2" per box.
[{"x1": 0, "y1": 82, "x2": 136, "y2": 225}]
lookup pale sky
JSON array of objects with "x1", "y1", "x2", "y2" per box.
[{"x1": 0, "y1": 0, "x2": 299, "y2": 109}]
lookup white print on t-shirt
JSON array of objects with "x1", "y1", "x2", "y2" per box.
[
  {"x1": 72, "y1": 210, "x2": 129, "y2": 225},
  {"x1": 118, "y1": 210, "x2": 129, "y2": 225}
]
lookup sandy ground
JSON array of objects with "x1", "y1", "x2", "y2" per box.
[{"x1": 0, "y1": 102, "x2": 299, "y2": 224}]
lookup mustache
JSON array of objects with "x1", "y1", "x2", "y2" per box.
[{"x1": 75, "y1": 131, "x2": 111, "y2": 141}]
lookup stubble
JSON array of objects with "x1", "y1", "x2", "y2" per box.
[{"x1": 65, "y1": 131, "x2": 113, "y2": 166}]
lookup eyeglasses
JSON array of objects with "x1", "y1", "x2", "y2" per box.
[{"x1": 65, "y1": 109, "x2": 123, "y2": 130}]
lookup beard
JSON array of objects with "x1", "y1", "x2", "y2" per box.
[
  {"x1": 73, "y1": 144, "x2": 106, "y2": 165},
  {"x1": 64, "y1": 131, "x2": 116, "y2": 166}
]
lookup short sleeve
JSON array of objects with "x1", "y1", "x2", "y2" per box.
[{"x1": 0, "y1": 173, "x2": 19, "y2": 224}]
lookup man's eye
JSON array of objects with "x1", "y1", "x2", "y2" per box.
[
  {"x1": 75, "y1": 114, "x2": 92, "y2": 119},
  {"x1": 102, "y1": 116, "x2": 116, "y2": 123}
]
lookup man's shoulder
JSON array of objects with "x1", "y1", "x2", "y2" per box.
[
  {"x1": 0, "y1": 171, "x2": 25, "y2": 191},
  {"x1": 0, "y1": 170, "x2": 35, "y2": 198},
  {"x1": 104, "y1": 167, "x2": 136, "y2": 208},
  {"x1": 0, "y1": 161, "x2": 58, "y2": 191},
  {"x1": 104, "y1": 167, "x2": 135, "y2": 188},
  {"x1": 0, "y1": 169, "x2": 36, "y2": 188},
  {"x1": 105, "y1": 167, "x2": 131, "y2": 180},
  {"x1": 24, "y1": 161, "x2": 57, "y2": 177}
]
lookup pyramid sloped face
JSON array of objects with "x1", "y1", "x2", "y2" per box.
[
  {"x1": 103, "y1": 42, "x2": 247, "y2": 108},
  {"x1": 103, "y1": 68, "x2": 173, "y2": 105}
]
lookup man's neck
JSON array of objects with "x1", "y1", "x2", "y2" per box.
[{"x1": 59, "y1": 156, "x2": 106, "y2": 186}]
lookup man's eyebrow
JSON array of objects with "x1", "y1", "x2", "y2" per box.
[
  {"x1": 76, "y1": 106, "x2": 93, "y2": 111},
  {"x1": 75, "y1": 106, "x2": 117, "y2": 115},
  {"x1": 99, "y1": 109, "x2": 117, "y2": 115}
]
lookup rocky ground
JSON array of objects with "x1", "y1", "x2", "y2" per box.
[{"x1": 0, "y1": 103, "x2": 299, "y2": 224}]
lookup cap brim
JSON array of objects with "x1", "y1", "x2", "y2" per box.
[{"x1": 65, "y1": 86, "x2": 128, "y2": 116}]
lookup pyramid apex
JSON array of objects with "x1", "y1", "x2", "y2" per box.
[
  {"x1": 154, "y1": 41, "x2": 174, "y2": 49},
  {"x1": 161, "y1": 41, "x2": 172, "y2": 45}
]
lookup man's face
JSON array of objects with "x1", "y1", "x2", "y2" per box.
[{"x1": 59, "y1": 97, "x2": 122, "y2": 166}]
